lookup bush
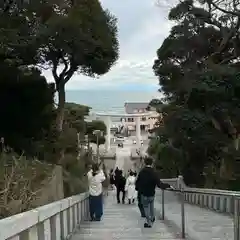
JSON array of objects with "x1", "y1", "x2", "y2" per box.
[
  {"x1": 62, "y1": 153, "x2": 89, "y2": 197},
  {"x1": 0, "y1": 151, "x2": 53, "y2": 219}
]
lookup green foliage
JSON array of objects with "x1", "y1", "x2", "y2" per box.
[
  {"x1": 147, "y1": 99, "x2": 163, "y2": 112},
  {"x1": 0, "y1": 0, "x2": 118, "y2": 214},
  {"x1": 35, "y1": 0, "x2": 119, "y2": 130},
  {"x1": 64, "y1": 102, "x2": 90, "y2": 133},
  {"x1": 0, "y1": 64, "x2": 55, "y2": 156},
  {"x1": 150, "y1": 0, "x2": 240, "y2": 188},
  {"x1": 86, "y1": 120, "x2": 106, "y2": 145},
  {"x1": 62, "y1": 153, "x2": 88, "y2": 197},
  {"x1": 60, "y1": 126, "x2": 78, "y2": 154},
  {"x1": 43, "y1": 102, "x2": 92, "y2": 163},
  {"x1": 39, "y1": 0, "x2": 119, "y2": 78},
  {"x1": 1, "y1": 0, "x2": 119, "y2": 131}
]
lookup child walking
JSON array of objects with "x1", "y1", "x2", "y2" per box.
[{"x1": 125, "y1": 171, "x2": 137, "y2": 204}]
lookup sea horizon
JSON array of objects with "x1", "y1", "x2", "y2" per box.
[{"x1": 65, "y1": 90, "x2": 162, "y2": 115}]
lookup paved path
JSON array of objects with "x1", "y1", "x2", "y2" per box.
[
  {"x1": 71, "y1": 191, "x2": 181, "y2": 240},
  {"x1": 154, "y1": 190, "x2": 234, "y2": 240},
  {"x1": 71, "y1": 190, "x2": 235, "y2": 240},
  {"x1": 114, "y1": 139, "x2": 136, "y2": 175},
  {"x1": 77, "y1": 142, "x2": 235, "y2": 240}
]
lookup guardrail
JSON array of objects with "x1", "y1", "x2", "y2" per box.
[
  {"x1": 159, "y1": 175, "x2": 240, "y2": 239},
  {"x1": 183, "y1": 187, "x2": 240, "y2": 214},
  {"x1": 161, "y1": 177, "x2": 180, "y2": 189},
  {"x1": 161, "y1": 189, "x2": 240, "y2": 239},
  {"x1": 161, "y1": 175, "x2": 240, "y2": 214},
  {"x1": 0, "y1": 192, "x2": 89, "y2": 240}
]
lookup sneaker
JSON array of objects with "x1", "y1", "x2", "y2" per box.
[
  {"x1": 151, "y1": 217, "x2": 155, "y2": 222},
  {"x1": 144, "y1": 223, "x2": 152, "y2": 228}
]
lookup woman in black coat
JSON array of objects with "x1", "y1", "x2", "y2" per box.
[{"x1": 109, "y1": 169, "x2": 115, "y2": 188}]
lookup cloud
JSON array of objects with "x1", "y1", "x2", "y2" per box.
[{"x1": 43, "y1": 0, "x2": 172, "y2": 90}]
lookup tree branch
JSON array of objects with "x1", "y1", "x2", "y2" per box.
[
  {"x1": 209, "y1": 0, "x2": 240, "y2": 17},
  {"x1": 52, "y1": 60, "x2": 60, "y2": 84},
  {"x1": 2, "y1": 0, "x2": 14, "y2": 13},
  {"x1": 59, "y1": 57, "x2": 69, "y2": 79},
  {"x1": 62, "y1": 59, "x2": 77, "y2": 85},
  {"x1": 208, "y1": 17, "x2": 240, "y2": 64}
]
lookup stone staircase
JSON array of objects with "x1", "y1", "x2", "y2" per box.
[
  {"x1": 1, "y1": 176, "x2": 240, "y2": 240},
  {"x1": 71, "y1": 191, "x2": 181, "y2": 240}
]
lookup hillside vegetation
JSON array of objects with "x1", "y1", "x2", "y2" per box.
[
  {"x1": 0, "y1": 0, "x2": 118, "y2": 218},
  {"x1": 148, "y1": 0, "x2": 240, "y2": 190}
]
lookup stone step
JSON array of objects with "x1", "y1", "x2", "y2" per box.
[
  {"x1": 80, "y1": 223, "x2": 140, "y2": 228},
  {"x1": 78, "y1": 226, "x2": 176, "y2": 233},
  {"x1": 72, "y1": 236, "x2": 180, "y2": 240},
  {"x1": 71, "y1": 194, "x2": 179, "y2": 240},
  {"x1": 74, "y1": 231, "x2": 178, "y2": 239}
]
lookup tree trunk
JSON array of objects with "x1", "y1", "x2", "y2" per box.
[
  {"x1": 55, "y1": 84, "x2": 66, "y2": 165},
  {"x1": 56, "y1": 84, "x2": 66, "y2": 131}
]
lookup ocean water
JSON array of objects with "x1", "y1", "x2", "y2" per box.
[{"x1": 66, "y1": 90, "x2": 161, "y2": 115}]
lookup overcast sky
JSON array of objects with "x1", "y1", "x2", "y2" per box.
[{"x1": 43, "y1": 0, "x2": 172, "y2": 91}]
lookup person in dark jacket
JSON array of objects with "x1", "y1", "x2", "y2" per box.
[
  {"x1": 135, "y1": 157, "x2": 173, "y2": 228},
  {"x1": 114, "y1": 170, "x2": 126, "y2": 204},
  {"x1": 109, "y1": 169, "x2": 115, "y2": 189},
  {"x1": 114, "y1": 167, "x2": 120, "y2": 177},
  {"x1": 114, "y1": 167, "x2": 121, "y2": 183},
  {"x1": 134, "y1": 170, "x2": 145, "y2": 217},
  {"x1": 136, "y1": 185, "x2": 145, "y2": 217}
]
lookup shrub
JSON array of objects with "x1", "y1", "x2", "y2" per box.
[{"x1": 0, "y1": 151, "x2": 53, "y2": 218}]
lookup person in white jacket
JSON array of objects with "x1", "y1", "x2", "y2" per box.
[
  {"x1": 125, "y1": 171, "x2": 137, "y2": 204},
  {"x1": 87, "y1": 163, "x2": 106, "y2": 221}
]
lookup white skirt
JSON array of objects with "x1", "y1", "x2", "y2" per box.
[{"x1": 126, "y1": 185, "x2": 137, "y2": 199}]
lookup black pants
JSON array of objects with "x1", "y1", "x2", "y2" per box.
[
  {"x1": 89, "y1": 194, "x2": 103, "y2": 220},
  {"x1": 116, "y1": 188, "x2": 125, "y2": 203},
  {"x1": 137, "y1": 192, "x2": 145, "y2": 217}
]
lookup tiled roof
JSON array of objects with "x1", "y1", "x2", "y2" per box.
[{"x1": 124, "y1": 102, "x2": 149, "y2": 114}]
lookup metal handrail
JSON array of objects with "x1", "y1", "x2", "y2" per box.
[
  {"x1": 169, "y1": 188, "x2": 240, "y2": 197},
  {"x1": 161, "y1": 189, "x2": 240, "y2": 240},
  {"x1": 183, "y1": 187, "x2": 240, "y2": 197}
]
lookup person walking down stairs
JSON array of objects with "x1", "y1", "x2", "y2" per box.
[
  {"x1": 114, "y1": 170, "x2": 126, "y2": 204},
  {"x1": 137, "y1": 190, "x2": 145, "y2": 218},
  {"x1": 114, "y1": 167, "x2": 120, "y2": 176},
  {"x1": 109, "y1": 169, "x2": 115, "y2": 190},
  {"x1": 134, "y1": 170, "x2": 145, "y2": 217},
  {"x1": 87, "y1": 164, "x2": 106, "y2": 221},
  {"x1": 125, "y1": 171, "x2": 137, "y2": 204},
  {"x1": 136, "y1": 157, "x2": 174, "y2": 228}
]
